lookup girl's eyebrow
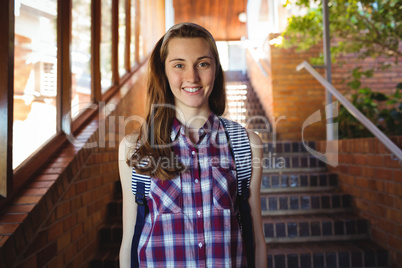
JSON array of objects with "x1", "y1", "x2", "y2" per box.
[{"x1": 168, "y1": 56, "x2": 213, "y2": 62}]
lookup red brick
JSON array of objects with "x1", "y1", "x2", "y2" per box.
[
  {"x1": 70, "y1": 196, "x2": 82, "y2": 211},
  {"x1": 343, "y1": 153, "x2": 354, "y2": 163},
  {"x1": 387, "y1": 208, "x2": 402, "y2": 223},
  {"x1": 384, "y1": 155, "x2": 402, "y2": 168},
  {"x1": 371, "y1": 226, "x2": 386, "y2": 242},
  {"x1": 56, "y1": 201, "x2": 71, "y2": 220},
  {"x1": 24, "y1": 230, "x2": 48, "y2": 257},
  {"x1": 57, "y1": 233, "x2": 71, "y2": 253},
  {"x1": 63, "y1": 186, "x2": 75, "y2": 200},
  {"x1": 368, "y1": 202, "x2": 386, "y2": 218},
  {"x1": 393, "y1": 169, "x2": 402, "y2": 183},
  {"x1": 47, "y1": 254, "x2": 64, "y2": 268},
  {"x1": 71, "y1": 224, "x2": 83, "y2": 241},
  {"x1": 367, "y1": 179, "x2": 384, "y2": 192},
  {"x1": 366, "y1": 155, "x2": 384, "y2": 167},
  {"x1": 361, "y1": 139, "x2": 374, "y2": 153},
  {"x1": 76, "y1": 207, "x2": 87, "y2": 224},
  {"x1": 2, "y1": 205, "x2": 34, "y2": 214},
  {"x1": 35, "y1": 174, "x2": 59, "y2": 181},
  {"x1": 361, "y1": 166, "x2": 377, "y2": 178},
  {"x1": 349, "y1": 166, "x2": 362, "y2": 176},
  {"x1": 353, "y1": 154, "x2": 367, "y2": 165},
  {"x1": 63, "y1": 243, "x2": 77, "y2": 264},
  {"x1": 376, "y1": 218, "x2": 396, "y2": 234},
  {"x1": 376, "y1": 168, "x2": 394, "y2": 181},
  {"x1": 0, "y1": 224, "x2": 19, "y2": 235},
  {"x1": 0, "y1": 214, "x2": 28, "y2": 224},
  {"x1": 388, "y1": 234, "x2": 402, "y2": 251},
  {"x1": 15, "y1": 255, "x2": 36, "y2": 268},
  {"x1": 77, "y1": 234, "x2": 89, "y2": 251},
  {"x1": 37, "y1": 241, "x2": 57, "y2": 267},
  {"x1": 386, "y1": 182, "x2": 402, "y2": 196},
  {"x1": 48, "y1": 222, "x2": 63, "y2": 241},
  {"x1": 63, "y1": 214, "x2": 77, "y2": 231},
  {"x1": 13, "y1": 196, "x2": 42, "y2": 205},
  {"x1": 75, "y1": 181, "x2": 87, "y2": 195},
  {"x1": 396, "y1": 224, "x2": 402, "y2": 238},
  {"x1": 355, "y1": 177, "x2": 368, "y2": 189},
  {"x1": 355, "y1": 198, "x2": 369, "y2": 211}
]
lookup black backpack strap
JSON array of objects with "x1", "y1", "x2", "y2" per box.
[
  {"x1": 131, "y1": 168, "x2": 151, "y2": 268},
  {"x1": 220, "y1": 117, "x2": 255, "y2": 268}
]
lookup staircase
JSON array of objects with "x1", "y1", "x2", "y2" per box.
[
  {"x1": 89, "y1": 73, "x2": 389, "y2": 267},
  {"x1": 226, "y1": 77, "x2": 389, "y2": 268},
  {"x1": 89, "y1": 181, "x2": 122, "y2": 267}
]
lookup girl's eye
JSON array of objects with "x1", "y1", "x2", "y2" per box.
[
  {"x1": 198, "y1": 62, "x2": 210, "y2": 68},
  {"x1": 174, "y1": 64, "x2": 184, "y2": 68}
]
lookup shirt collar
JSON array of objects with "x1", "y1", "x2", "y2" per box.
[{"x1": 170, "y1": 112, "x2": 221, "y2": 142}]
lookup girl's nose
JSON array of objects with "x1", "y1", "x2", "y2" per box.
[{"x1": 185, "y1": 67, "x2": 200, "y2": 83}]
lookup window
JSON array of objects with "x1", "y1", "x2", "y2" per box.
[
  {"x1": 71, "y1": 0, "x2": 92, "y2": 119},
  {"x1": 138, "y1": 0, "x2": 146, "y2": 61},
  {"x1": 2, "y1": 0, "x2": 153, "y2": 200},
  {"x1": 101, "y1": 0, "x2": 113, "y2": 93},
  {"x1": 13, "y1": 0, "x2": 58, "y2": 169},
  {"x1": 130, "y1": 0, "x2": 137, "y2": 68},
  {"x1": 118, "y1": 0, "x2": 127, "y2": 77}
]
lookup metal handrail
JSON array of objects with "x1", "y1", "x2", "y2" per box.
[{"x1": 297, "y1": 61, "x2": 402, "y2": 163}]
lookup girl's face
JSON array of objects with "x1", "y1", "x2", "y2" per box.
[{"x1": 165, "y1": 38, "x2": 216, "y2": 115}]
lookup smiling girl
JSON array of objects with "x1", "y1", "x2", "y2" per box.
[{"x1": 118, "y1": 23, "x2": 266, "y2": 268}]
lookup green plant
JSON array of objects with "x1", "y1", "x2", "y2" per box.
[
  {"x1": 337, "y1": 67, "x2": 402, "y2": 138},
  {"x1": 279, "y1": 0, "x2": 402, "y2": 65}
]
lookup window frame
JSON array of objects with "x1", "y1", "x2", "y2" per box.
[{"x1": 0, "y1": 0, "x2": 142, "y2": 203}]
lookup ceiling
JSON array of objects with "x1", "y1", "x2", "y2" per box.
[{"x1": 173, "y1": 0, "x2": 248, "y2": 41}]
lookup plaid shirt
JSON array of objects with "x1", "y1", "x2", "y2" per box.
[{"x1": 137, "y1": 113, "x2": 247, "y2": 267}]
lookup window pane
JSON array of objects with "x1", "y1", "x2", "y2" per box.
[
  {"x1": 13, "y1": 0, "x2": 58, "y2": 169},
  {"x1": 71, "y1": 0, "x2": 92, "y2": 119},
  {"x1": 101, "y1": 0, "x2": 113, "y2": 93},
  {"x1": 118, "y1": 0, "x2": 126, "y2": 77},
  {"x1": 130, "y1": 0, "x2": 136, "y2": 68},
  {"x1": 139, "y1": 0, "x2": 145, "y2": 61}
]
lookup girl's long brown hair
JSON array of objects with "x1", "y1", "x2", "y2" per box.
[{"x1": 128, "y1": 23, "x2": 226, "y2": 180}]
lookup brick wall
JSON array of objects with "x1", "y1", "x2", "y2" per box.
[
  {"x1": 331, "y1": 43, "x2": 402, "y2": 96},
  {"x1": 246, "y1": 35, "x2": 327, "y2": 141},
  {"x1": 317, "y1": 136, "x2": 402, "y2": 267},
  {"x1": 0, "y1": 66, "x2": 148, "y2": 268},
  {"x1": 246, "y1": 35, "x2": 402, "y2": 142}
]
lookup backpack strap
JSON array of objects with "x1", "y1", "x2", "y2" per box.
[
  {"x1": 219, "y1": 117, "x2": 255, "y2": 268},
  {"x1": 219, "y1": 117, "x2": 252, "y2": 199},
  {"x1": 131, "y1": 167, "x2": 151, "y2": 203},
  {"x1": 131, "y1": 164, "x2": 151, "y2": 268}
]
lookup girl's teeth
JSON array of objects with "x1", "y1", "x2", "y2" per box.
[{"x1": 184, "y1": 87, "x2": 201, "y2": 93}]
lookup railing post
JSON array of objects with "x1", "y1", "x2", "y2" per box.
[{"x1": 323, "y1": 0, "x2": 334, "y2": 141}]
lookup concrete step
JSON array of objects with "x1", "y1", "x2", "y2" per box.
[
  {"x1": 260, "y1": 192, "x2": 352, "y2": 216},
  {"x1": 263, "y1": 213, "x2": 369, "y2": 243},
  {"x1": 99, "y1": 222, "x2": 123, "y2": 247},
  {"x1": 106, "y1": 199, "x2": 122, "y2": 219},
  {"x1": 261, "y1": 172, "x2": 338, "y2": 193},
  {"x1": 262, "y1": 151, "x2": 327, "y2": 172},
  {"x1": 89, "y1": 248, "x2": 120, "y2": 268},
  {"x1": 267, "y1": 240, "x2": 388, "y2": 268},
  {"x1": 263, "y1": 141, "x2": 317, "y2": 154}
]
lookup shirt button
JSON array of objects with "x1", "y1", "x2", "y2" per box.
[
  {"x1": 198, "y1": 243, "x2": 203, "y2": 248},
  {"x1": 195, "y1": 179, "x2": 199, "y2": 184},
  {"x1": 197, "y1": 211, "x2": 201, "y2": 216},
  {"x1": 191, "y1": 150, "x2": 196, "y2": 157}
]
